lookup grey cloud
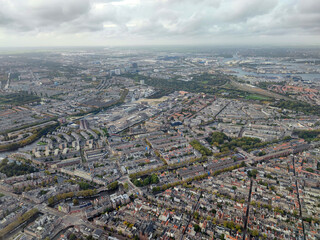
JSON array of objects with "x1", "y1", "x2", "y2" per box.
[
  {"x1": 30, "y1": 0, "x2": 91, "y2": 23},
  {"x1": 218, "y1": 0, "x2": 279, "y2": 22},
  {"x1": 0, "y1": 0, "x2": 319, "y2": 46},
  {"x1": 297, "y1": 0, "x2": 320, "y2": 13},
  {"x1": 0, "y1": 0, "x2": 92, "y2": 32}
]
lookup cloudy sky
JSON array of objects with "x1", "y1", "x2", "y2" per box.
[{"x1": 0, "y1": 0, "x2": 319, "y2": 47}]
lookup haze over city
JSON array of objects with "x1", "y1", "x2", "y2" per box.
[{"x1": 0, "y1": 0, "x2": 320, "y2": 47}]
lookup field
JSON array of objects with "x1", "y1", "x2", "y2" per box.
[
  {"x1": 245, "y1": 94, "x2": 272, "y2": 101},
  {"x1": 230, "y1": 81, "x2": 290, "y2": 100},
  {"x1": 136, "y1": 96, "x2": 168, "y2": 106}
]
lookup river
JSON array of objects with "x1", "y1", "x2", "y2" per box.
[
  {"x1": 0, "y1": 141, "x2": 39, "y2": 159},
  {"x1": 224, "y1": 56, "x2": 320, "y2": 82},
  {"x1": 229, "y1": 66, "x2": 320, "y2": 82}
]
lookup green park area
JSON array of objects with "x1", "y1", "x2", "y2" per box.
[
  {"x1": 0, "y1": 92, "x2": 40, "y2": 106},
  {"x1": 245, "y1": 94, "x2": 272, "y2": 101}
]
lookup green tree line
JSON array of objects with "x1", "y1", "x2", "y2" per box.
[
  {"x1": 0, "y1": 208, "x2": 39, "y2": 239},
  {"x1": 272, "y1": 100, "x2": 320, "y2": 116},
  {"x1": 48, "y1": 189, "x2": 97, "y2": 206},
  {"x1": 152, "y1": 161, "x2": 245, "y2": 193},
  {"x1": 0, "y1": 122, "x2": 59, "y2": 152},
  {"x1": 190, "y1": 139, "x2": 212, "y2": 156},
  {"x1": 293, "y1": 129, "x2": 320, "y2": 142}
]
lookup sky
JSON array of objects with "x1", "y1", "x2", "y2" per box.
[{"x1": 0, "y1": 0, "x2": 319, "y2": 47}]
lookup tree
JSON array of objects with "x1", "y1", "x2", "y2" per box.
[
  {"x1": 258, "y1": 151, "x2": 266, "y2": 156},
  {"x1": 73, "y1": 198, "x2": 79, "y2": 206},
  {"x1": 251, "y1": 229, "x2": 259, "y2": 237},
  {"x1": 194, "y1": 224, "x2": 201, "y2": 232},
  {"x1": 306, "y1": 168, "x2": 314, "y2": 173},
  {"x1": 152, "y1": 186, "x2": 161, "y2": 193},
  {"x1": 247, "y1": 169, "x2": 258, "y2": 178},
  {"x1": 0, "y1": 158, "x2": 38, "y2": 177},
  {"x1": 150, "y1": 174, "x2": 159, "y2": 184},
  {"x1": 69, "y1": 233, "x2": 76, "y2": 240},
  {"x1": 48, "y1": 197, "x2": 55, "y2": 205},
  {"x1": 236, "y1": 224, "x2": 242, "y2": 232},
  {"x1": 143, "y1": 177, "x2": 150, "y2": 186},
  {"x1": 223, "y1": 221, "x2": 235, "y2": 230},
  {"x1": 190, "y1": 139, "x2": 212, "y2": 156},
  {"x1": 107, "y1": 181, "x2": 119, "y2": 190},
  {"x1": 78, "y1": 181, "x2": 91, "y2": 190}
]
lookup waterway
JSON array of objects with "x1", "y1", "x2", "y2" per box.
[
  {"x1": 0, "y1": 141, "x2": 39, "y2": 160},
  {"x1": 51, "y1": 188, "x2": 118, "y2": 214},
  {"x1": 224, "y1": 56, "x2": 320, "y2": 82},
  {"x1": 229, "y1": 66, "x2": 320, "y2": 82}
]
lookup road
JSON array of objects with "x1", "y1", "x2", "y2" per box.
[
  {"x1": 242, "y1": 179, "x2": 253, "y2": 240},
  {"x1": 4, "y1": 72, "x2": 10, "y2": 90},
  {"x1": 292, "y1": 156, "x2": 306, "y2": 240},
  {"x1": 179, "y1": 191, "x2": 202, "y2": 240},
  {"x1": 201, "y1": 101, "x2": 230, "y2": 126}
]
